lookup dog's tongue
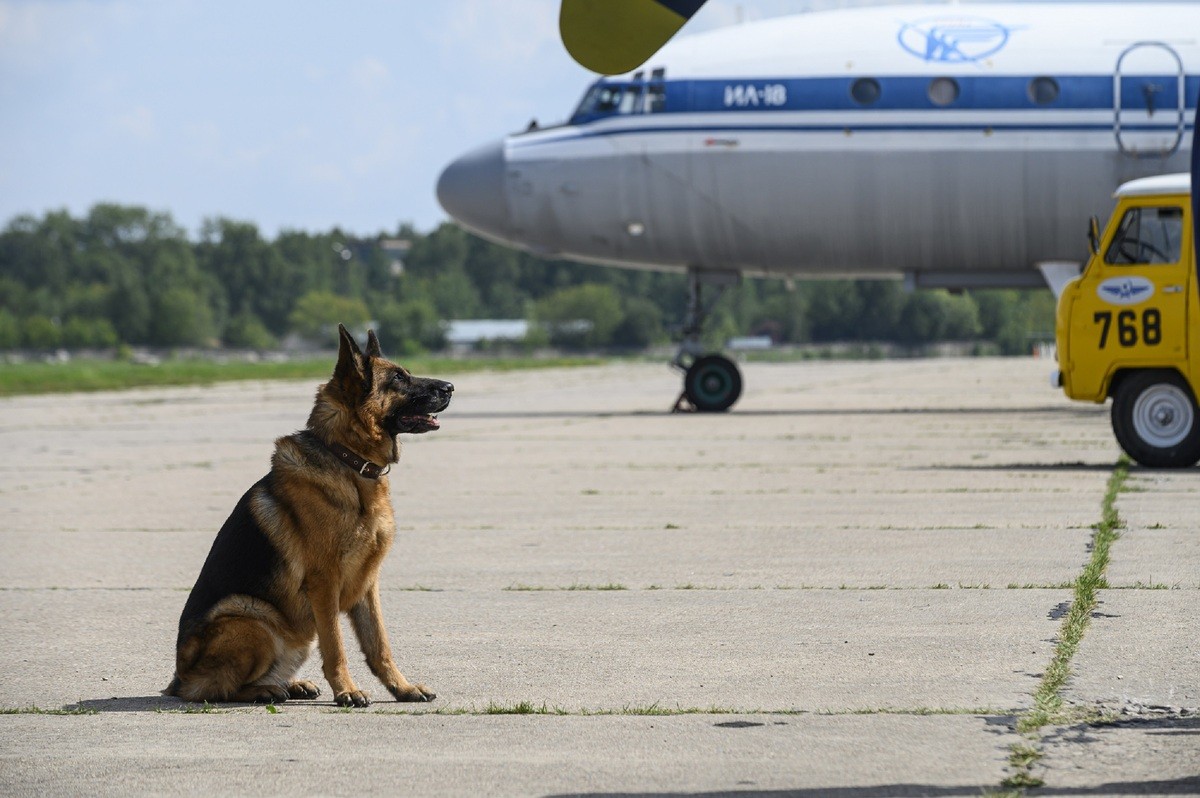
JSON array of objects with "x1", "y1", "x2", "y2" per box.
[{"x1": 405, "y1": 414, "x2": 439, "y2": 431}]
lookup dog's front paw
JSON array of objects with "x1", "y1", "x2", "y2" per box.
[
  {"x1": 287, "y1": 680, "x2": 321, "y2": 700},
  {"x1": 335, "y1": 690, "x2": 371, "y2": 708},
  {"x1": 390, "y1": 683, "x2": 436, "y2": 703}
]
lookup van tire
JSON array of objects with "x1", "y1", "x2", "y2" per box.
[{"x1": 1111, "y1": 370, "x2": 1200, "y2": 467}]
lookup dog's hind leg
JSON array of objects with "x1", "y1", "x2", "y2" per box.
[
  {"x1": 172, "y1": 612, "x2": 284, "y2": 704},
  {"x1": 349, "y1": 581, "x2": 436, "y2": 702},
  {"x1": 257, "y1": 641, "x2": 320, "y2": 700}
]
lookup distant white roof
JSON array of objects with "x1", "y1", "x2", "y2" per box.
[
  {"x1": 445, "y1": 319, "x2": 528, "y2": 345},
  {"x1": 1115, "y1": 173, "x2": 1191, "y2": 198}
]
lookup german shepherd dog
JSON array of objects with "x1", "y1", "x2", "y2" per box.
[{"x1": 165, "y1": 324, "x2": 452, "y2": 707}]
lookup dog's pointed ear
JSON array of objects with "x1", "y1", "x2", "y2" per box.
[
  {"x1": 332, "y1": 323, "x2": 365, "y2": 391},
  {"x1": 365, "y1": 329, "x2": 382, "y2": 360}
]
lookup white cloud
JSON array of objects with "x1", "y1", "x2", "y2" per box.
[
  {"x1": 350, "y1": 56, "x2": 391, "y2": 94},
  {"x1": 349, "y1": 120, "x2": 424, "y2": 177},
  {"x1": 304, "y1": 162, "x2": 345, "y2": 187},
  {"x1": 0, "y1": 0, "x2": 129, "y2": 70},
  {"x1": 437, "y1": 0, "x2": 560, "y2": 66},
  {"x1": 111, "y1": 105, "x2": 156, "y2": 141}
]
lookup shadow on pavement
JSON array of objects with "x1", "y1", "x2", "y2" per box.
[
  {"x1": 452, "y1": 405, "x2": 1095, "y2": 420},
  {"x1": 69, "y1": 696, "x2": 194, "y2": 712},
  {"x1": 67, "y1": 695, "x2": 383, "y2": 712},
  {"x1": 549, "y1": 774, "x2": 1200, "y2": 796},
  {"x1": 916, "y1": 462, "x2": 1118, "y2": 473}
]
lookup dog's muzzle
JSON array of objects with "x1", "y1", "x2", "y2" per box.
[{"x1": 390, "y1": 380, "x2": 453, "y2": 435}]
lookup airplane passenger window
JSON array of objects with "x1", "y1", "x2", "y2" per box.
[
  {"x1": 850, "y1": 78, "x2": 881, "y2": 105},
  {"x1": 1028, "y1": 77, "x2": 1059, "y2": 105},
  {"x1": 1104, "y1": 207, "x2": 1184, "y2": 265},
  {"x1": 928, "y1": 77, "x2": 959, "y2": 107}
]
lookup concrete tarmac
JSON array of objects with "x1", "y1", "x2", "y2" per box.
[{"x1": 0, "y1": 357, "x2": 1196, "y2": 796}]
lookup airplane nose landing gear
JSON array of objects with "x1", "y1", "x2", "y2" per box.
[{"x1": 671, "y1": 268, "x2": 744, "y2": 413}]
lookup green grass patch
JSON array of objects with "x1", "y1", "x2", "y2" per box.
[
  {"x1": 154, "y1": 701, "x2": 226, "y2": 715},
  {"x1": 1001, "y1": 771, "x2": 1045, "y2": 790},
  {"x1": 1006, "y1": 743, "x2": 1043, "y2": 771},
  {"x1": 818, "y1": 706, "x2": 1010, "y2": 717},
  {"x1": 1019, "y1": 457, "x2": 1128, "y2": 734},
  {"x1": 0, "y1": 705, "x2": 98, "y2": 716},
  {"x1": 484, "y1": 700, "x2": 560, "y2": 715},
  {"x1": 0, "y1": 355, "x2": 604, "y2": 398},
  {"x1": 999, "y1": 457, "x2": 1130, "y2": 794}
]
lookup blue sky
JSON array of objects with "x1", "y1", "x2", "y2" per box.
[{"x1": 0, "y1": 0, "x2": 1166, "y2": 238}]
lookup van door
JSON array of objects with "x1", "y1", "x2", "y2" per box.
[
  {"x1": 1114, "y1": 42, "x2": 1186, "y2": 158},
  {"x1": 1076, "y1": 201, "x2": 1190, "y2": 385}
]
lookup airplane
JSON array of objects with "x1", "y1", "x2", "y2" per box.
[{"x1": 437, "y1": 2, "x2": 1199, "y2": 412}]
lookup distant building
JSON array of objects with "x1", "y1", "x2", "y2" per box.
[
  {"x1": 379, "y1": 238, "x2": 411, "y2": 276},
  {"x1": 728, "y1": 336, "x2": 773, "y2": 351},
  {"x1": 444, "y1": 319, "x2": 529, "y2": 348}
]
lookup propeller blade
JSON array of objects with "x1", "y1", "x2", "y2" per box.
[
  {"x1": 560, "y1": 0, "x2": 707, "y2": 75},
  {"x1": 1192, "y1": 83, "x2": 1198, "y2": 257}
]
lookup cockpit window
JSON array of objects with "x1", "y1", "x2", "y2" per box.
[
  {"x1": 1104, "y1": 206, "x2": 1184, "y2": 265},
  {"x1": 646, "y1": 84, "x2": 665, "y2": 112},
  {"x1": 571, "y1": 80, "x2": 664, "y2": 121},
  {"x1": 619, "y1": 85, "x2": 642, "y2": 114},
  {"x1": 596, "y1": 86, "x2": 623, "y2": 113},
  {"x1": 572, "y1": 84, "x2": 610, "y2": 118}
]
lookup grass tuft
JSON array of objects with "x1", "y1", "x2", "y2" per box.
[
  {"x1": 999, "y1": 457, "x2": 1129, "y2": 794},
  {"x1": 1018, "y1": 457, "x2": 1128, "y2": 734},
  {"x1": 484, "y1": 701, "x2": 550, "y2": 715},
  {"x1": 0, "y1": 705, "x2": 98, "y2": 716}
]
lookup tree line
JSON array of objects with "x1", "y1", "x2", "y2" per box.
[{"x1": 0, "y1": 203, "x2": 1055, "y2": 356}]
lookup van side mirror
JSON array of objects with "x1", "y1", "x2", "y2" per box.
[{"x1": 1087, "y1": 216, "x2": 1101, "y2": 256}]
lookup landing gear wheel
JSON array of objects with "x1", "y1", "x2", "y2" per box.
[
  {"x1": 1111, "y1": 370, "x2": 1200, "y2": 467},
  {"x1": 683, "y1": 355, "x2": 742, "y2": 413}
]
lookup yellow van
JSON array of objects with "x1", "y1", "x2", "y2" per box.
[{"x1": 1054, "y1": 173, "x2": 1199, "y2": 467}]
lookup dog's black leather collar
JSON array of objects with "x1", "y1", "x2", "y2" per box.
[{"x1": 321, "y1": 439, "x2": 390, "y2": 479}]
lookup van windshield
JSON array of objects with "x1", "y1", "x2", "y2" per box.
[{"x1": 1104, "y1": 206, "x2": 1184, "y2": 265}]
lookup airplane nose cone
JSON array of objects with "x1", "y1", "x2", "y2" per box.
[{"x1": 436, "y1": 139, "x2": 510, "y2": 240}]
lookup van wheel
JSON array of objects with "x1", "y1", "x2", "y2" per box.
[{"x1": 1111, "y1": 370, "x2": 1200, "y2": 467}]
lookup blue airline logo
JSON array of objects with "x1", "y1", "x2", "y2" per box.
[
  {"x1": 898, "y1": 16, "x2": 1018, "y2": 63},
  {"x1": 1097, "y1": 276, "x2": 1155, "y2": 306}
]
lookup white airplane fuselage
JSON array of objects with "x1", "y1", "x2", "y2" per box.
[{"x1": 438, "y1": 2, "x2": 1199, "y2": 290}]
